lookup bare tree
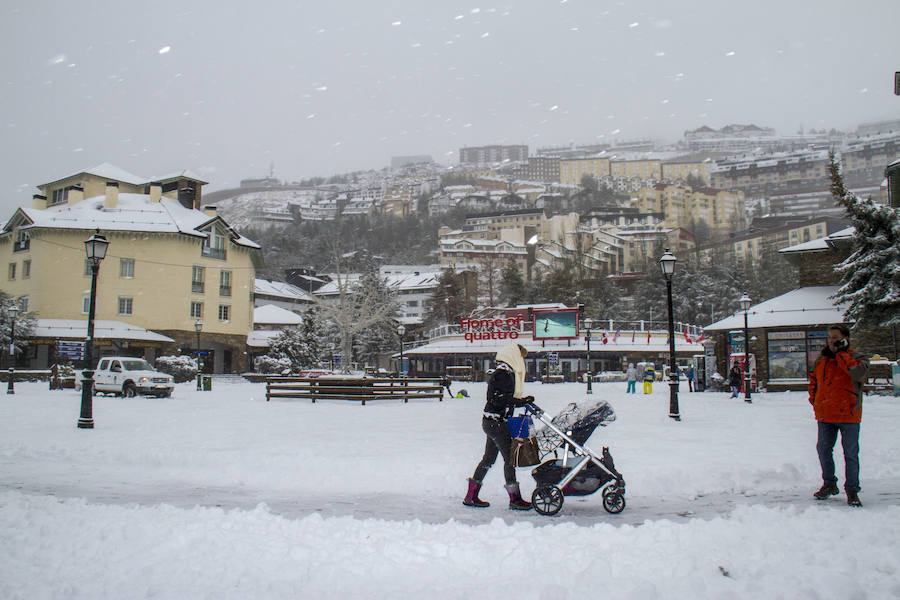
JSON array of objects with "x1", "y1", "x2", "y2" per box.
[{"x1": 312, "y1": 244, "x2": 399, "y2": 372}]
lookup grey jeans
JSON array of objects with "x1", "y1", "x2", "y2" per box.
[{"x1": 472, "y1": 417, "x2": 517, "y2": 485}]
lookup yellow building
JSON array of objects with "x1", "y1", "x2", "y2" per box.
[
  {"x1": 610, "y1": 159, "x2": 662, "y2": 180},
  {"x1": 0, "y1": 163, "x2": 263, "y2": 372},
  {"x1": 559, "y1": 157, "x2": 611, "y2": 185},
  {"x1": 661, "y1": 160, "x2": 711, "y2": 185},
  {"x1": 635, "y1": 184, "x2": 745, "y2": 237}
]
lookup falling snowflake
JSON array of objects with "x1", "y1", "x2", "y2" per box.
[
  {"x1": 158, "y1": 46, "x2": 171, "y2": 54},
  {"x1": 629, "y1": 22, "x2": 639, "y2": 28}
]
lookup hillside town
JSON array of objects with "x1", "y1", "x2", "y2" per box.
[{"x1": 1, "y1": 118, "x2": 898, "y2": 393}]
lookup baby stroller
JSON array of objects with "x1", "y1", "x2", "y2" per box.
[{"x1": 524, "y1": 398, "x2": 625, "y2": 516}]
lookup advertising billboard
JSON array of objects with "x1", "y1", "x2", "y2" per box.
[{"x1": 532, "y1": 308, "x2": 579, "y2": 340}]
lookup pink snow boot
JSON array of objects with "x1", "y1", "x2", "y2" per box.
[
  {"x1": 463, "y1": 478, "x2": 490, "y2": 507},
  {"x1": 505, "y1": 483, "x2": 532, "y2": 511}
]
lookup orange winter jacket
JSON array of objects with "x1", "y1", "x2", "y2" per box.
[{"x1": 808, "y1": 347, "x2": 868, "y2": 423}]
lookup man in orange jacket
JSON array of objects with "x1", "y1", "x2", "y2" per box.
[{"x1": 808, "y1": 324, "x2": 868, "y2": 507}]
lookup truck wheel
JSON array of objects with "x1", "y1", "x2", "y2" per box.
[{"x1": 123, "y1": 383, "x2": 137, "y2": 398}]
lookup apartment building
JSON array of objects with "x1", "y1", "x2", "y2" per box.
[
  {"x1": 0, "y1": 163, "x2": 262, "y2": 372},
  {"x1": 635, "y1": 183, "x2": 746, "y2": 237},
  {"x1": 459, "y1": 145, "x2": 528, "y2": 165}
]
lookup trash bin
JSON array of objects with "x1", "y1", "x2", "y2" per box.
[{"x1": 202, "y1": 375, "x2": 212, "y2": 391}]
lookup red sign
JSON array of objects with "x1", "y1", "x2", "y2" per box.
[{"x1": 460, "y1": 315, "x2": 523, "y2": 343}]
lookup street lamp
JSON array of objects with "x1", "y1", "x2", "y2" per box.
[
  {"x1": 194, "y1": 319, "x2": 203, "y2": 391},
  {"x1": 658, "y1": 248, "x2": 680, "y2": 421},
  {"x1": 6, "y1": 304, "x2": 20, "y2": 394},
  {"x1": 739, "y1": 292, "x2": 752, "y2": 404},
  {"x1": 78, "y1": 231, "x2": 109, "y2": 429},
  {"x1": 397, "y1": 324, "x2": 406, "y2": 377},
  {"x1": 583, "y1": 317, "x2": 593, "y2": 395}
]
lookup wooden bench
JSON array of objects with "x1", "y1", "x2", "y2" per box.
[{"x1": 265, "y1": 376, "x2": 448, "y2": 405}]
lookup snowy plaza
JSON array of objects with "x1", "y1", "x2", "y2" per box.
[{"x1": 1, "y1": 379, "x2": 899, "y2": 599}]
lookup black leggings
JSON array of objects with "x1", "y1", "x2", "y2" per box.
[{"x1": 472, "y1": 417, "x2": 516, "y2": 485}]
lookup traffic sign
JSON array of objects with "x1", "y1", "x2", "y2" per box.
[{"x1": 548, "y1": 353, "x2": 559, "y2": 364}]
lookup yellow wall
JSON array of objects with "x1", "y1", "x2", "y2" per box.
[
  {"x1": 559, "y1": 158, "x2": 611, "y2": 185},
  {"x1": 611, "y1": 159, "x2": 662, "y2": 179},
  {"x1": 1, "y1": 226, "x2": 256, "y2": 338},
  {"x1": 661, "y1": 162, "x2": 711, "y2": 184}
]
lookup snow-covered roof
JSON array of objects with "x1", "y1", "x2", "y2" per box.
[
  {"x1": 253, "y1": 304, "x2": 303, "y2": 326},
  {"x1": 31, "y1": 319, "x2": 174, "y2": 342},
  {"x1": 315, "y1": 271, "x2": 441, "y2": 296},
  {"x1": 9, "y1": 194, "x2": 259, "y2": 249},
  {"x1": 704, "y1": 286, "x2": 847, "y2": 332},
  {"x1": 779, "y1": 227, "x2": 855, "y2": 254},
  {"x1": 254, "y1": 280, "x2": 314, "y2": 302},
  {"x1": 43, "y1": 162, "x2": 208, "y2": 187},
  {"x1": 404, "y1": 332, "x2": 702, "y2": 357},
  {"x1": 246, "y1": 329, "x2": 281, "y2": 348}
]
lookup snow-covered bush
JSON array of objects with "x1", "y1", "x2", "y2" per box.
[
  {"x1": 155, "y1": 355, "x2": 199, "y2": 383},
  {"x1": 254, "y1": 355, "x2": 292, "y2": 375}
]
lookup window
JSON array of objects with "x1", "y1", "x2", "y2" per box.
[
  {"x1": 201, "y1": 226, "x2": 227, "y2": 259},
  {"x1": 7, "y1": 262, "x2": 15, "y2": 280},
  {"x1": 19, "y1": 296, "x2": 28, "y2": 312},
  {"x1": 218, "y1": 304, "x2": 230, "y2": 321},
  {"x1": 406, "y1": 300, "x2": 419, "y2": 307},
  {"x1": 767, "y1": 331, "x2": 808, "y2": 380},
  {"x1": 190, "y1": 301, "x2": 203, "y2": 319},
  {"x1": 82, "y1": 295, "x2": 90, "y2": 314},
  {"x1": 13, "y1": 230, "x2": 29, "y2": 252},
  {"x1": 219, "y1": 270, "x2": 232, "y2": 296},
  {"x1": 192, "y1": 266, "x2": 205, "y2": 293},
  {"x1": 50, "y1": 188, "x2": 68, "y2": 205},
  {"x1": 84, "y1": 259, "x2": 92, "y2": 276},
  {"x1": 118, "y1": 297, "x2": 133, "y2": 315},
  {"x1": 22, "y1": 260, "x2": 30, "y2": 278},
  {"x1": 120, "y1": 258, "x2": 135, "y2": 278}
]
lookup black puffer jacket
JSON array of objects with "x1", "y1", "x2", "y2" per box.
[{"x1": 483, "y1": 363, "x2": 529, "y2": 417}]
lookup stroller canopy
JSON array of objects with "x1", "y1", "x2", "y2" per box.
[{"x1": 535, "y1": 398, "x2": 616, "y2": 452}]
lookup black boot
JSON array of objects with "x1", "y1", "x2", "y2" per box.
[
  {"x1": 846, "y1": 490, "x2": 862, "y2": 507},
  {"x1": 813, "y1": 483, "x2": 839, "y2": 500}
]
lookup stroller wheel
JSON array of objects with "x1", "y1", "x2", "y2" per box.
[
  {"x1": 602, "y1": 489, "x2": 626, "y2": 514},
  {"x1": 532, "y1": 485, "x2": 564, "y2": 516}
]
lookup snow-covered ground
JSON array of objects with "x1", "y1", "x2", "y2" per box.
[{"x1": 2, "y1": 379, "x2": 899, "y2": 599}]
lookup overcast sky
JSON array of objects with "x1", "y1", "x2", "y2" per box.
[{"x1": 1, "y1": 0, "x2": 897, "y2": 213}]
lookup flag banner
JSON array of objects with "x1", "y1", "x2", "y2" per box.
[
  {"x1": 613, "y1": 330, "x2": 621, "y2": 343},
  {"x1": 647, "y1": 330, "x2": 652, "y2": 344},
  {"x1": 683, "y1": 327, "x2": 692, "y2": 343},
  {"x1": 601, "y1": 330, "x2": 608, "y2": 344},
  {"x1": 631, "y1": 330, "x2": 636, "y2": 343}
]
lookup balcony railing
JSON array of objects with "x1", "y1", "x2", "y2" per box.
[
  {"x1": 13, "y1": 239, "x2": 30, "y2": 252},
  {"x1": 192, "y1": 282, "x2": 204, "y2": 294},
  {"x1": 201, "y1": 246, "x2": 227, "y2": 260},
  {"x1": 219, "y1": 286, "x2": 231, "y2": 297}
]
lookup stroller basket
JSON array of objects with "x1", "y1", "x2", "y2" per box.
[{"x1": 535, "y1": 399, "x2": 615, "y2": 457}]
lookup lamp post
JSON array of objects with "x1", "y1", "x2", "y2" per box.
[
  {"x1": 6, "y1": 304, "x2": 20, "y2": 394},
  {"x1": 584, "y1": 317, "x2": 593, "y2": 395},
  {"x1": 78, "y1": 231, "x2": 109, "y2": 429},
  {"x1": 739, "y1": 292, "x2": 752, "y2": 404},
  {"x1": 194, "y1": 319, "x2": 203, "y2": 391},
  {"x1": 658, "y1": 249, "x2": 680, "y2": 421},
  {"x1": 397, "y1": 324, "x2": 406, "y2": 377}
]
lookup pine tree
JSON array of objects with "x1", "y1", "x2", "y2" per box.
[
  {"x1": 829, "y1": 150, "x2": 900, "y2": 328},
  {"x1": 498, "y1": 261, "x2": 526, "y2": 307}
]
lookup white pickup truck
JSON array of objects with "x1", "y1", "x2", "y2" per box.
[{"x1": 77, "y1": 357, "x2": 175, "y2": 397}]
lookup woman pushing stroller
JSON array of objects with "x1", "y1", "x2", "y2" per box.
[{"x1": 463, "y1": 342, "x2": 534, "y2": 510}]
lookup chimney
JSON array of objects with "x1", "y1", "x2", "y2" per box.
[
  {"x1": 32, "y1": 194, "x2": 47, "y2": 210},
  {"x1": 104, "y1": 181, "x2": 119, "y2": 209},
  {"x1": 68, "y1": 186, "x2": 84, "y2": 205},
  {"x1": 149, "y1": 182, "x2": 161, "y2": 203},
  {"x1": 202, "y1": 205, "x2": 217, "y2": 218}
]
